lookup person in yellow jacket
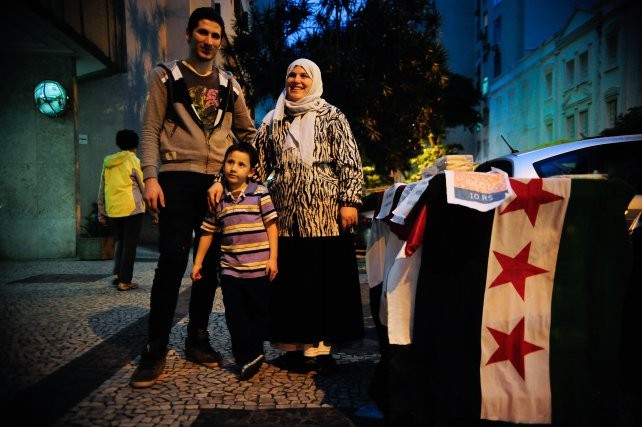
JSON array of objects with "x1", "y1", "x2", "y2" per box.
[{"x1": 98, "y1": 129, "x2": 156, "y2": 291}]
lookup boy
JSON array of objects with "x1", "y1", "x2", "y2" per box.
[{"x1": 191, "y1": 143, "x2": 278, "y2": 380}]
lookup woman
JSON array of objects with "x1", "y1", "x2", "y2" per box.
[{"x1": 254, "y1": 58, "x2": 365, "y2": 374}]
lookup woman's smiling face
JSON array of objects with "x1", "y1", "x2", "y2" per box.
[{"x1": 286, "y1": 66, "x2": 313, "y2": 102}]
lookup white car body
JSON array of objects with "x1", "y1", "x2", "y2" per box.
[{"x1": 475, "y1": 134, "x2": 642, "y2": 233}]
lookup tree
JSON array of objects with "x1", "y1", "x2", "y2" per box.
[
  {"x1": 441, "y1": 72, "x2": 482, "y2": 132},
  {"x1": 600, "y1": 106, "x2": 642, "y2": 136},
  {"x1": 226, "y1": 0, "x2": 312, "y2": 109},
  {"x1": 229, "y1": 0, "x2": 479, "y2": 181},
  {"x1": 300, "y1": 0, "x2": 449, "y2": 177}
]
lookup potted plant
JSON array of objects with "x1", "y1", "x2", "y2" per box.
[{"x1": 77, "y1": 202, "x2": 115, "y2": 260}]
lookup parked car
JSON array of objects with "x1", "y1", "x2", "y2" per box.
[{"x1": 475, "y1": 134, "x2": 642, "y2": 233}]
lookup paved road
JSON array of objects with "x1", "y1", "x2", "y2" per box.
[{"x1": 0, "y1": 247, "x2": 384, "y2": 426}]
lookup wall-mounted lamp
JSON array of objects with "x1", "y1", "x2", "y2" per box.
[{"x1": 34, "y1": 80, "x2": 68, "y2": 117}]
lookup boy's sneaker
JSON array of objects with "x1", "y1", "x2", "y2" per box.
[
  {"x1": 185, "y1": 329, "x2": 223, "y2": 368},
  {"x1": 239, "y1": 354, "x2": 264, "y2": 381},
  {"x1": 130, "y1": 349, "x2": 167, "y2": 388}
]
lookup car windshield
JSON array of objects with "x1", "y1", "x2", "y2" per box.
[
  {"x1": 534, "y1": 152, "x2": 581, "y2": 176},
  {"x1": 532, "y1": 141, "x2": 642, "y2": 193}
]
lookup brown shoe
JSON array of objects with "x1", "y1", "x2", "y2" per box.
[
  {"x1": 185, "y1": 329, "x2": 223, "y2": 368},
  {"x1": 130, "y1": 347, "x2": 167, "y2": 388},
  {"x1": 118, "y1": 282, "x2": 139, "y2": 291}
]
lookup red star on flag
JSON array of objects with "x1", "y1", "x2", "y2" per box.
[
  {"x1": 489, "y1": 242, "x2": 548, "y2": 300},
  {"x1": 500, "y1": 179, "x2": 564, "y2": 226},
  {"x1": 486, "y1": 317, "x2": 544, "y2": 380}
]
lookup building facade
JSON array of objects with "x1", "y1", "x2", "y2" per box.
[
  {"x1": 0, "y1": 0, "x2": 250, "y2": 259},
  {"x1": 470, "y1": 0, "x2": 641, "y2": 160}
]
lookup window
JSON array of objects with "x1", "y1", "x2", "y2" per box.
[
  {"x1": 494, "y1": 49, "x2": 502, "y2": 77},
  {"x1": 606, "y1": 99, "x2": 618, "y2": 128},
  {"x1": 565, "y1": 59, "x2": 575, "y2": 87},
  {"x1": 579, "y1": 110, "x2": 589, "y2": 136},
  {"x1": 545, "y1": 121, "x2": 553, "y2": 143},
  {"x1": 566, "y1": 114, "x2": 576, "y2": 139},
  {"x1": 545, "y1": 70, "x2": 553, "y2": 98},
  {"x1": 493, "y1": 16, "x2": 502, "y2": 45},
  {"x1": 579, "y1": 51, "x2": 589, "y2": 82},
  {"x1": 606, "y1": 27, "x2": 619, "y2": 66},
  {"x1": 532, "y1": 141, "x2": 642, "y2": 195}
]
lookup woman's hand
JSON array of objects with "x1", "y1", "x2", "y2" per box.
[{"x1": 339, "y1": 206, "x2": 358, "y2": 232}]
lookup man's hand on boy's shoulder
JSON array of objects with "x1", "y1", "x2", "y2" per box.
[{"x1": 207, "y1": 181, "x2": 225, "y2": 208}]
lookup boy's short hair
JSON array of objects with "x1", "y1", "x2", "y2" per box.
[
  {"x1": 224, "y1": 142, "x2": 258, "y2": 169},
  {"x1": 187, "y1": 7, "x2": 225, "y2": 38},
  {"x1": 116, "y1": 129, "x2": 139, "y2": 150}
]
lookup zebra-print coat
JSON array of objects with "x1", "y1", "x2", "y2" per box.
[{"x1": 254, "y1": 103, "x2": 364, "y2": 238}]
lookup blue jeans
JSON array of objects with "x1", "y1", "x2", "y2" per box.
[{"x1": 146, "y1": 172, "x2": 220, "y2": 354}]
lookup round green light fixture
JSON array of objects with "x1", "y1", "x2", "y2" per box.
[{"x1": 34, "y1": 80, "x2": 68, "y2": 117}]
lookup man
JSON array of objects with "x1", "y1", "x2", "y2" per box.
[{"x1": 131, "y1": 7, "x2": 256, "y2": 388}]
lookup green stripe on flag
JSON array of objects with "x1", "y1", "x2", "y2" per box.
[{"x1": 549, "y1": 178, "x2": 633, "y2": 426}]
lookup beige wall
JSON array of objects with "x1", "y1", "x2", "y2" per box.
[{"x1": 0, "y1": 54, "x2": 77, "y2": 258}]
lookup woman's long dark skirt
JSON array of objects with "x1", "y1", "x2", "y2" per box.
[{"x1": 268, "y1": 234, "x2": 364, "y2": 344}]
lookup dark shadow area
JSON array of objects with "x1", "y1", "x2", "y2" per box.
[
  {"x1": 0, "y1": 285, "x2": 192, "y2": 426},
  {"x1": 8, "y1": 274, "x2": 111, "y2": 284},
  {"x1": 193, "y1": 407, "x2": 358, "y2": 426}
]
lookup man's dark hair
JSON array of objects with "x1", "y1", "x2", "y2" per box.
[
  {"x1": 224, "y1": 142, "x2": 258, "y2": 169},
  {"x1": 116, "y1": 129, "x2": 139, "y2": 150},
  {"x1": 187, "y1": 7, "x2": 225, "y2": 38}
]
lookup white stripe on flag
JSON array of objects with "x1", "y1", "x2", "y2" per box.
[{"x1": 480, "y1": 178, "x2": 571, "y2": 423}]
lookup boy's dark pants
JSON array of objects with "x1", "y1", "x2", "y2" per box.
[{"x1": 221, "y1": 275, "x2": 270, "y2": 365}]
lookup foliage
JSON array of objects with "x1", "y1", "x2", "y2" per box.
[
  {"x1": 406, "y1": 142, "x2": 463, "y2": 182},
  {"x1": 303, "y1": 0, "x2": 449, "y2": 176},
  {"x1": 599, "y1": 107, "x2": 642, "y2": 136},
  {"x1": 80, "y1": 203, "x2": 112, "y2": 237},
  {"x1": 226, "y1": 0, "x2": 311, "y2": 109},
  {"x1": 441, "y1": 73, "x2": 482, "y2": 132},
  {"x1": 228, "y1": 0, "x2": 480, "y2": 185},
  {"x1": 362, "y1": 165, "x2": 393, "y2": 190}
]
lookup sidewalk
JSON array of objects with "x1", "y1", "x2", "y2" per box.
[{"x1": 0, "y1": 246, "x2": 384, "y2": 426}]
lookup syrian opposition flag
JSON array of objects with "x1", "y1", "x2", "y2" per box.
[
  {"x1": 480, "y1": 177, "x2": 570, "y2": 423},
  {"x1": 411, "y1": 174, "x2": 633, "y2": 426}
]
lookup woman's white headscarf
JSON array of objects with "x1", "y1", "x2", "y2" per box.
[{"x1": 271, "y1": 58, "x2": 326, "y2": 165}]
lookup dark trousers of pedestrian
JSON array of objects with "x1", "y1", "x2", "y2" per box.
[
  {"x1": 112, "y1": 213, "x2": 144, "y2": 284},
  {"x1": 220, "y1": 275, "x2": 270, "y2": 366},
  {"x1": 146, "y1": 172, "x2": 220, "y2": 356}
]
